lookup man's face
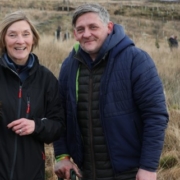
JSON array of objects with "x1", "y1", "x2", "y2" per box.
[{"x1": 74, "y1": 12, "x2": 113, "y2": 60}]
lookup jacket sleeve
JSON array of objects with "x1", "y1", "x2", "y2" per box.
[
  {"x1": 131, "y1": 48, "x2": 169, "y2": 171},
  {"x1": 32, "y1": 72, "x2": 66, "y2": 144}
]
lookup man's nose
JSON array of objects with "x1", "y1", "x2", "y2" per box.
[{"x1": 82, "y1": 29, "x2": 91, "y2": 37}]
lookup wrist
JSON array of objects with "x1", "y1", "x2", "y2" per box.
[{"x1": 56, "y1": 154, "x2": 70, "y2": 162}]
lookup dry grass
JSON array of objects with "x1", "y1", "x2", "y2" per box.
[
  {"x1": 34, "y1": 35, "x2": 76, "y2": 77},
  {"x1": 1, "y1": 1, "x2": 180, "y2": 179}
]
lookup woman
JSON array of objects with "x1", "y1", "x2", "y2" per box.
[{"x1": 0, "y1": 11, "x2": 65, "y2": 180}]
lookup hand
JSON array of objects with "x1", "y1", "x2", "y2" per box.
[
  {"x1": 7, "y1": 118, "x2": 35, "y2": 136},
  {"x1": 54, "y1": 159, "x2": 82, "y2": 179},
  {"x1": 136, "y1": 168, "x2": 157, "y2": 180}
]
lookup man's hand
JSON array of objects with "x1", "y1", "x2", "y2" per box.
[
  {"x1": 136, "y1": 168, "x2": 157, "y2": 180},
  {"x1": 54, "y1": 159, "x2": 82, "y2": 179}
]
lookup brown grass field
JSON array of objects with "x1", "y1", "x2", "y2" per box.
[{"x1": 1, "y1": 0, "x2": 180, "y2": 179}]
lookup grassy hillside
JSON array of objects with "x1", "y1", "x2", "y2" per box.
[
  {"x1": 0, "y1": 0, "x2": 180, "y2": 39},
  {"x1": 1, "y1": 1, "x2": 180, "y2": 180}
]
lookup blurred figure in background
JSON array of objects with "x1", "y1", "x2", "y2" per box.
[
  {"x1": 63, "y1": 30, "x2": 70, "y2": 41},
  {"x1": 56, "y1": 25, "x2": 61, "y2": 41},
  {"x1": 168, "y1": 35, "x2": 178, "y2": 51},
  {"x1": 0, "y1": 11, "x2": 65, "y2": 180}
]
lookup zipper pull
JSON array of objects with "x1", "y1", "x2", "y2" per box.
[
  {"x1": 26, "y1": 96, "x2": 30, "y2": 119},
  {"x1": 0, "y1": 101, "x2": 2, "y2": 120},
  {"x1": 18, "y1": 86, "x2": 22, "y2": 98}
]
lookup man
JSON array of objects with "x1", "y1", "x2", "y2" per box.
[
  {"x1": 168, "y1": 35, "x2": 178, "y2": 51},
  {"x1": 53, "y1": 3, "x2": 169, "y2": 180},
  {"x1": 56, "y1": 25, "x2": 61, "y2": 41}
]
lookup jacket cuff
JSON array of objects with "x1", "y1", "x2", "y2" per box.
[
  {"x1": 139, "y1": 165, "x2": 156, "y2": 172},
  {"x1": 55, "y1": 154, "x2": 70, "y2": 162}
]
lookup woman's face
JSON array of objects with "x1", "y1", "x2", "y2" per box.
[{"x1": 5, "y1": 20, "x2": 34, "y2": 65}]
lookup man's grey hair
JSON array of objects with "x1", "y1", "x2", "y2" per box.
[{"x1": 72, "y1": 3, "x2": 110, "y2": 27}]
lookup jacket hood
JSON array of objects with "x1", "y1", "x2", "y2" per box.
[
  {"x1": 103, "y1": 24, "x2": 135, "y2": 58},
  {"x1": 108, "y1": 24, "x2": 135, "y2": 58},
  {"x1": 106, "y1": 24, "x2": 126, "y2": 51}
]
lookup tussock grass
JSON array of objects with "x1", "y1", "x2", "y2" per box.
[
  {"x1": 1, "y1": 1, "x2": 180, "y2": 179},
  {"x1": 34, "y1": 35, "x2": 76, "y2": 77}
]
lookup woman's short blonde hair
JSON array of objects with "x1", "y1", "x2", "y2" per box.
[{"x1": 0, "y1": 11, "x2": 40, "y2": 55}]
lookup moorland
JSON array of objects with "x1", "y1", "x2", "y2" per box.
[{"x1": 1, "y1": 1, "x2": 180, "y2": 179}]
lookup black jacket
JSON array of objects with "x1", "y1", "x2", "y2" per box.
[{"x1": 0, "y1": 53, "x2": 65, "y2": 180}]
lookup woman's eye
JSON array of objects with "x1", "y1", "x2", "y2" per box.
[
  {"x1": 23, "y1": 33, "x2": 29, "y2": 36},
  {"x1": 9, "y1": 34, "x2": 16, "y2": 37}
]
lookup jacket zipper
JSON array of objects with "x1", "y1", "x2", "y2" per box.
[
  {"x1": 10, "y1": 85, "x2": 22, "y2": 180},
  {"x1": 89, "y1": 71, "x2": 96, "y2": 180}
]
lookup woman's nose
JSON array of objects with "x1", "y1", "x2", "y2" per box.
[{"x1": 16, "y1": 35, "x2": 25, "y2": 43}]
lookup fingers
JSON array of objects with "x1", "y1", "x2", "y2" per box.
[
  {"x1": 56, "y1": 169, "x2": 70, "y2": 179},
  {"x1": 56, "y1": 169, "x2": 78, "y2": 180},
  {"x1": 70, "y1": 165, "x2": 82, "y2": 178},
  {"x1": 8, "y1": 119, "x2": 22, "y2": 134},
  {"x1": 17, "y1": 128, "x2": 23, "y2": 135},
  {"x1": 74, "y1": 168, "x2": 82, "y2": 178},
  {"x1": 55, "y1": 164, "x2": 82, "y2": 179},
  {"x1": 64, "y1": 169, "x2": 71, "y2": 179},
  {"x1": 55, "y1": 169, "x2": 64, "y2": 179},
  {"x1": 14, "y1": 127, "x2": 27, "y2": 136},
  {"x1": 54, "y1": 160, "x2": 76, "y2": 179},
  {"x1": 7, "y1": 118, "x2": 35, "y2": 136},
  {"x1": 7, "y1": 119, "x2": 21, "y2": 129},
  {"x1": 18, "y1": 128, "x2": 26, "y2": 136},
  {"x1": 55, "y1": 167, "x2": 71, "y2": 179}
]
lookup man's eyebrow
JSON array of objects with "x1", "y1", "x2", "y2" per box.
[{"x1": 76, "y1": 23, "x2": 98, "y2": 28}]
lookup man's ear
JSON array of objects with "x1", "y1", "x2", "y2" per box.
[{"x1": 107, "y1": 21, "x2": 114, "y2": 34}]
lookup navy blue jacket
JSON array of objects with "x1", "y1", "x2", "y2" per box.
[{"x1": 53, "y1": 24, "x2": 169, "y2": 174}]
